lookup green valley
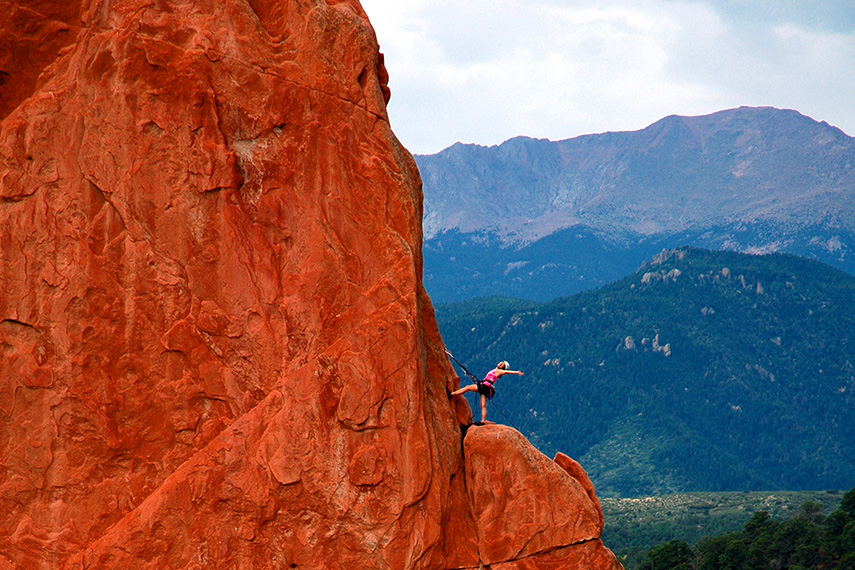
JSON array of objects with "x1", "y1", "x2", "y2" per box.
[{"x1": 601, "y1": 489, "x2": 846, "y2": 568}]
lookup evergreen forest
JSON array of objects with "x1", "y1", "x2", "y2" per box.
[{"x1": 436, "y1": 248, "x2": 855, "y2": 496}]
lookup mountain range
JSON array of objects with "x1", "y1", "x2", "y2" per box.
[
  {"x1": 436, "y1": 248, "x2": 855, "y2": 497},
  {"x1": 417, "y1": 107, "x2": 855, "y2": 302}
]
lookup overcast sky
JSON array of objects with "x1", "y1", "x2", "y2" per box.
[{"x1": 360, "y1": 0, "x2": 855, "y2": 155}]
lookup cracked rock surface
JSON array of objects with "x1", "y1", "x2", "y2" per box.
[{"x1": 0, "y1": 1, "x2": 621, "y2": 569}]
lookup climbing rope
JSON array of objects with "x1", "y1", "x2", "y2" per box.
[
  {"x1": 445, "y1": 349, "x2": 479, "y2": 383},
  {"x1": 486, "y1": 397, "x2": 521, "y2": 432}
]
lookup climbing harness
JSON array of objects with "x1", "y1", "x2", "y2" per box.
[{"x1": 445, "y1": 350, "x2": 522, "y2": 432}]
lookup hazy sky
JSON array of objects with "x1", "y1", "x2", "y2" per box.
[{"x1": 360, "y1": 0, "x2": 855, "y2": 155}]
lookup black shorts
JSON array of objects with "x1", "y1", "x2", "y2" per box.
[{"x1": 477, "y1": 382, "x2": 495, "y2": 400}]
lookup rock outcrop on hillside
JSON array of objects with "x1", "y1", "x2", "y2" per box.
[{"x1": 0, "y1": 1, "x2": 620, "y2": 568}]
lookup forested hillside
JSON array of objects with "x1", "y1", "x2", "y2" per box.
[{"x1": 437, "y1": 248, "x2": 855, "y2": 496}]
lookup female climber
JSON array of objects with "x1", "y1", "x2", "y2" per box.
[{"x1": 451, "y1": 360, "x2": 523, "y2": 424}]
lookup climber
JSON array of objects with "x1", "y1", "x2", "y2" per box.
[{"x1": 450, "y1": 360, "x2": 523, "y2": 424}]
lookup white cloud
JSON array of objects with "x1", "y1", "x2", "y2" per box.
[{"x1": 361, "y1": 0, "x2": 855, "y2": 155}]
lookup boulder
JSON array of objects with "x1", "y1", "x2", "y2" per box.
[{"x1": 463, "y1": 425, "x2": 609, "y2": 566}]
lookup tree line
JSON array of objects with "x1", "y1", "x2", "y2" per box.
[{"x1": 638, "y1": 487, "x2": 855, "y2": 570}]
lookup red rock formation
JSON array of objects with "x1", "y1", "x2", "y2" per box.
[
  {"x1": 0, "y1": 1, "x2": 621, "y2": 569},
  {"x1": 465, "y1": 426, "x2": 602, "y2": 565}
]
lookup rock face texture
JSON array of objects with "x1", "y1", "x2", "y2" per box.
[{"x1": 0, "y1": 1, "x2": 620, "y2": 569}]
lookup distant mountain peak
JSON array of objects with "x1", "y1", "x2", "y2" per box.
[
  {"x1": 419, "y1": 106, "x2": 854, "y2": 242},
  {"x1": 418, "y1": 107, "x2": 855, "y2": 303}
]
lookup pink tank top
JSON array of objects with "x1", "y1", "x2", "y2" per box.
[{"x1": 482, "y1": 370, "x2": 499, "y2": 386}]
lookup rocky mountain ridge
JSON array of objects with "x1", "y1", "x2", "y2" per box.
[{"x1": 418, "y1": 107, "x2": 855, "y2": 302}]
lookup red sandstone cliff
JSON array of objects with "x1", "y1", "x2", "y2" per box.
[{"x1": 0, "y1": 1, "x2": 622, "y2": 569}]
